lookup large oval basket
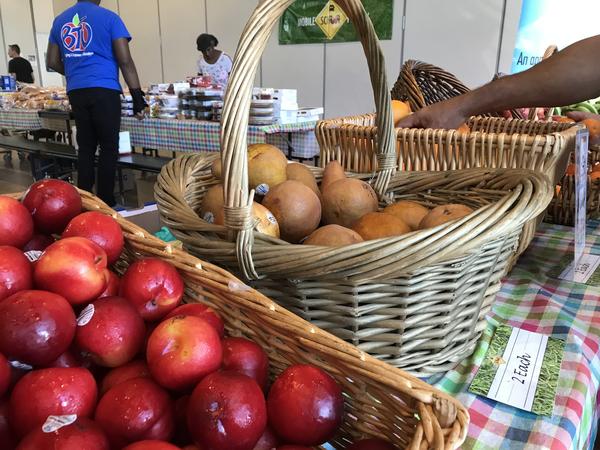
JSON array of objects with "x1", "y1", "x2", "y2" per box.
[
  {"x1": 12, "y1": 189, "x2": 469, "y2": 450},
  {"x1": 155, "y1": 0, "x2": 555, "y2": 375}
]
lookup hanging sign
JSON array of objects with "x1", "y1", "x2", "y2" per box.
[{"x1": 279, "y1": 0, "x2": 393, "y2": 45}]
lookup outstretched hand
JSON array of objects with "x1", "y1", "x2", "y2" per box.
[{"x1": 396, "y1": 98, "x2": 469, "y2": 130}]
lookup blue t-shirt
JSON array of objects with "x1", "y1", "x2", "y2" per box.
[{"x1": 49, "y1": 2, "x2": 131, "y2": 92}]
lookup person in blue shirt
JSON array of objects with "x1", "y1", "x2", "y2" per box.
[{"x1": 46, "y1": 0, "x2": 146, "y2": 207}]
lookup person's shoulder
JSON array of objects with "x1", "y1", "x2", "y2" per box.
[{"x1": 221, "y1": 53, "x2": 233, "y2": 63}]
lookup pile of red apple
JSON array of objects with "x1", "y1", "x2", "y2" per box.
[{"x1": 0, "y1": 179, "x2": 398, "y2": 450}]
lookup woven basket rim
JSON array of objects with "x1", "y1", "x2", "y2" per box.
[
  {"x1": 8, "y1": 189, "x2": 471, "y2": 448},
  {"x1": 156, "y1": 157, "x2": 554, "y2": 282}
]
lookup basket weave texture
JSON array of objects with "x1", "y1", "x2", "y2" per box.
[
  {"x1": 155, "y1": 0, "x2": 555, "y2": 375},
  {"x1": 391, "y1": 60, "x2": 470, "y2": 112},
  {"x1": 18, "y1": 189, "x2": 467, "y2": 450}
]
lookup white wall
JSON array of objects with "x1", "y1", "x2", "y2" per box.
[
  {"x1": 159, "y1": 0, "x2": 206, "y2": 82},
  {"x1": 0, "y1": 0, "x2": 38, "y2": 79},
  {"x1": 1, "y1": 0, "x2": 532, "y2": 117}
]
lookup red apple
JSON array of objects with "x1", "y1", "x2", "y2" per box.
[
  {"x1": 0, "y1": 353, "x2": 9, "y2": 398},
  {"x1": 9, "y1": 367, "x2": 97, "y2": 437},
  {"x1": 120, "y1": 258, "x2": 184, "y2": 322},
  {"x1": 165, "y1": 303, "x2": 225, "y2": 338},
  {"x1": 347, "y1": 439, "x2": 398, "y2": 450},
  {"x1": 277, "y1": 447, "x2": 311, "y2": 450},
  {"x1": 75, "y1": 296, "x2": 145, "y2": 367},
  {"x1": 0, "y1": 290, "x2": 76, "y2": 366},
  {"x1": 22, "y1": 234, "x2": 54, "y2": 253},
  {"x1": 34, "y1": 237, "x2": 108, "y2": 306},
  {"x1": 173, "y1": 395, "x2": 191, "y2": 445},
  {"x1": 123, "y1": 441, "x2": 181, "y2": 450},
  {"x1": 98, "y1": 270, "x2": 120, "y2": 299},
  {"x1": 187, "y1": 371, "x2": 267, "y2": 450},
  {"x1": 100, "y1": 360, "x2": 150, "y2": 395},
  {"x1": 147, "y1": 315, "x2": 222, "y2": 391},
  {"x1": 0, "y1": 246, "x2": 32, "y2": 302},
  {"x1": 253, "y1": 426, "x2": 280, "y2": 450},
  {"x1": 0, "y1": 196, "x2": 33, "y2": 249},
  {"x1": 45, "y1": 350, "x2": 85, "y2": 369},
  {"x1": 0, "y1": 399, "x2": 16, "y2": 450},
  {"x1": 16, "y1": 418, "x2": 109, "y2": 450},
  {"x1": 95, "y1": 378, "x2": 174, "y2": 448},
  {"x1": 222, "y1": 337, "x2": 269, "y2": 391},
  {"x1": 22, "y1": 179, "x2": 82, "y2": 235},
  {"x1": 63, "y1": 212, "x2": 124, "y2": 265},
  {"x1": 267, "y1": 365, "x2": 343, "y2": 446}
]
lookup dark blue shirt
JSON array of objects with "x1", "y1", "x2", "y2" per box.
[{"x1": 50, "y1": 2, "x2": 131, "y2": 92}]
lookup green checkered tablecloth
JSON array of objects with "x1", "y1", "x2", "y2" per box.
[
  {"x1": 121, "y1": 117, "x2": 319, "y2": 158},
  {"x1": 433, "y1": 221, "x2": 600, "y2": 450},
  {"x1": 0, "y1": 109, "x2": 320, "y2": 159},
  {"x1": 0, "y1": 109, "x2": 43, "y2": 130}
]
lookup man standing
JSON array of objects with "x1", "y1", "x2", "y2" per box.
[
  {"x1": 8, "y1": 45, "x2": 34, "y2": 84},
  {"x1": 46, "y1": 0, "x2": 146, "y2": 207}
]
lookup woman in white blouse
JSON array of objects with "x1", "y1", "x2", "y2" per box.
[{"x1": 196, "y1": 34, "x2": 233, "y2": 88}]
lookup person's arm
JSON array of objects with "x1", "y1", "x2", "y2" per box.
[
  {"x1": 399, "y1": 35, "x2": 600, "y2": 130},
  {"x1": 46, "y1": 42, "x2": 64, "y2": 75},
  {"x1": 112, "y1": 38, "x2": 146, "y2": 117}
]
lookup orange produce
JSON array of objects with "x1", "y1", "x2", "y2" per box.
[
  {"x1": 419, "y1": 204, "x2": 474, "y2": 230},
  {"x1": 352, "y1": 212, "x2": 411, "y2": 241},
  {"x1": 322, "y1": 178, "x2": 379, "y2": 228},
  {"x1": 303, "y1": 225, "x2": 363, "y2": 247},
  {"x1": 591, "y1": 172, "x2": 600, "y2": 182},
  {"x1": 248, "y1": 144, "x2": 288, "y2": 192},
  {"x1": 553, "y1": 116, "x2": 575, "y2": 123},
  {"x1": 321, "y1": 161, "x2": 346, "y2": 193},
  {"x1": 391, "y1": 100, "x2": 412, "y2": 126},
  {"x1": 384, "y1": 201, "x2": 429, "y2": 231},
  {"x1": 287, "y1": 163, "x2": 320, "y2": 198},
  {"x1": 262, "y1": 181, "x2": 321, "y2": 243},
  {"x1": 582, "y1": 119, "x2": 600, "y2": 145},
  {"x1": 592, "y1": 163, "x2": 600, "y2": 173},
  {"x1": 200, "y1": 184, "x2": 225, "y2": 224},
  {"x1": 456, "y1": 123, "x2": 470, "y2": 134},
  {"x1": 565, "y1": 163, "x2": 576, "y2": 177}
]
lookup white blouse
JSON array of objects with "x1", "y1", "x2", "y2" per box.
[{"x1": 197, "y1": 52, "x2": 233, "y2": 87}]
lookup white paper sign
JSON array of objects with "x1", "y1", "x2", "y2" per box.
[
  {"x1": 559, "y1": 253, "x2": 600, "y2": 284},
  {"x1": 486, "y1": 328, "x2": 548, "y2": 412},
  {"x1": 119, "y1": 131, "x2": 132, "y2": 155},
  {"x1": 574, "y1": 128, "x2": 589, "y2": 273}
]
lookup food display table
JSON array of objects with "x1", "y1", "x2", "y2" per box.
[
  {"x1": 0, "y1": 109, "x2": 319, "y2": 160},
  {"x1": 120, "y1": 116, "x2": 319, "y2": 160},
  {"x1": 434, "y1": 220, "x2": 600, "y2": 450}
]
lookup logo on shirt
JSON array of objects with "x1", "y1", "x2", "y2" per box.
[{"x1": 61, "y1": 13, "x2": 93, "y2": 52}]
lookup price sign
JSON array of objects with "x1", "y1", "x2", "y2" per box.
[{"x1": 574, "y1": 127, "x2": 589, "y2": 277}]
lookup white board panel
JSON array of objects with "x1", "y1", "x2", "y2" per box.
[
  {"x1": 205, "y1": 0, "x2": 260, "y2": 86},
  {"x1": 119, "y1": 0, "x2": 163, "y2": 86},
  {"x1": 324, "y1": 0, "x2": 404, "y2": 118},
  {"x1": 262, "y1": 36, "x2": 325, "y2": 108},
  {"x1": 0, "y1": 0, "x2": 37, "y2": 78},
  {"x1": 403, "y1": 0, "x2": 504, "y2": 89},
  {"x1": 498, "y1": 0, "x2": 523, "y2": 74},
  {"x1": 159, "y1": 0, "x2": 205, "y2": 82}
]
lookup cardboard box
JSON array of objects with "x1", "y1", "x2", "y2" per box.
[{"x1": 118, "y1": 203, "x2": 162, "y2": 234}]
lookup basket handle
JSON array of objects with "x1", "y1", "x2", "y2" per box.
[{"x1": 220, "y1": 0, "x2": 395, "y2": 280}]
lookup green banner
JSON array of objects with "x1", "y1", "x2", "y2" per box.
[{"x1": 279, "y1": 0, "x2": 393, "y2": 45}]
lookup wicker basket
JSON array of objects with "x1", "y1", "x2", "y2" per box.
[
  {"x1": 547, "y1": 147, "x2": 600, "y2": 225},
  {"x1": 9, "y1": 189, "x2": 467, "y2": 450},
  {"x1": 155, "y1": 0, "x2": 555, "y2": 375},
  {"x1": 391, "y1": 60, "x2": 470, "y2": 112}
]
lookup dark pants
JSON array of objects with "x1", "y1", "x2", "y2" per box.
[{"x1": 68, "y1": 88, "x2": 121, "y2": 206}]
